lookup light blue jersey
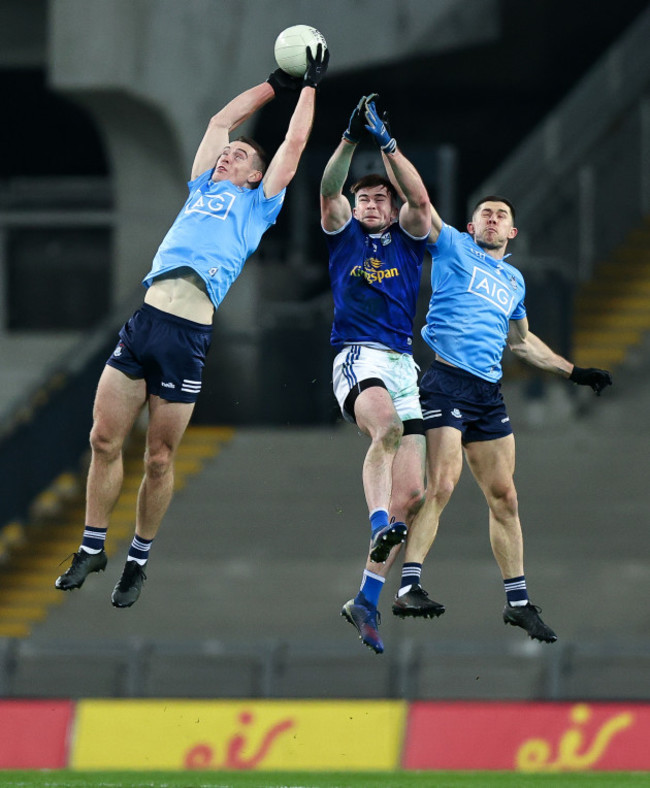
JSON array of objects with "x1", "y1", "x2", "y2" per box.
[
  {"x1": 422, "y1": 223, "x2": 526, "y2": 382},
  {"x1": 143, "y1": 170, "x2": 285, "y2": 309}
]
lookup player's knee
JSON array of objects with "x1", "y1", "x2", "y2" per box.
[
  {"x1": 144, "y1": 445, "x2": 174, "y2": 479},
  {"x1": 491, "y1": 483, "x2": 518, "y2": 515},
  {"x1": 89, "y1": 425, "x2": 122, "y2": 461},
  {"x1": 427, "y1": 476, "x2": 455, "y2": 505}
]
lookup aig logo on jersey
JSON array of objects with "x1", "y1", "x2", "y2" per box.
[
  {"x1": 185, "y1": 191, "x2": 236, "y2": 221},
  {"x1": 468, "y1": 265, "x2": 515, "y2": 315}
]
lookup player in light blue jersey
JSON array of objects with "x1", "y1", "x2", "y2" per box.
[
  {"x1": 55, "y1": 47, "x2": 329, "y2": 608},
  {"x1": 321, "y1": 96, "x2": 434, "y2": 654},
  {"x1": 393, "y1": 194, "x2": 612, "y2": 643}
]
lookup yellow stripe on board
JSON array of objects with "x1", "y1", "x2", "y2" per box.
[{"x1": 71, "y1": 699, "x2": 405, "y2": 771}]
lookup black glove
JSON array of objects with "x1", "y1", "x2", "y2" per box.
[
  {"x1": 343, "y1": 93, "x2": 375, "y2": 144},
  {"x1": 569, "y1": 365, "x2": 613, "y2": 395},
  {"x1": 303, "y1": 43, "x2": 329, "y2": 88},
  {"x1": 267, "y1": 68, "x2": 302, "y2": 95}
]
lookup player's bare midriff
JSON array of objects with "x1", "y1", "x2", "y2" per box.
[
  {"x1": 435, "y1": 354, "x2": 456, "y2": 368},
  {"x1": 144, "y1": 267, "x2": 214, "y2": 325}
]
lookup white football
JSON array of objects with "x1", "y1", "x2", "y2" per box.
[{"x1": 274, "y1": 25, "x2": 327, "y2": 78}]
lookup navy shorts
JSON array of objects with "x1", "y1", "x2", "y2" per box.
[
  {"x1": 419, "y1": 360, "x2": 513, "y2": 443},
  {"x1": 106, "y1": 303, "x2": 212, "y2": 403}
]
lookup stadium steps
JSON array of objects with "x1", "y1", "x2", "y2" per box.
[
  {"x1": 572, "y1": 217, "x2": 650, "y2": 368},
  {"x1": 0, "y1": 425, "x2": 234, "y2": 638}
]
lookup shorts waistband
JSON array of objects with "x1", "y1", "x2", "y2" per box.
[
  {"x1": 343, "y1": 343, "x2": 413, "y2": 357},
  {"x1": 432, "y1": 359, "x2": 487, "y2": 382},
  {"x1": 140, "y1": 303, "x2": 213, "y2": 333}
]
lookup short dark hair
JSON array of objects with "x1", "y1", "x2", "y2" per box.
[
  {"x1": 350, "y1": 174, "x2": 399, "y2": 206},
  {"x1": 234, "y1": 135, "x2": 269, "y2": 178},
  {"x1": 472, "y1": 194, "x2": 516, "y2": 222}
]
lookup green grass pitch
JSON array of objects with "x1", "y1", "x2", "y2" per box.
[{"x1": 0, "y1": 771, "x2": 648, "y2": 787}]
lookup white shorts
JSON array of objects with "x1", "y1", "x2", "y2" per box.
[{"x1": 332, "y1": 344, "x2": 423, "y2": 424}]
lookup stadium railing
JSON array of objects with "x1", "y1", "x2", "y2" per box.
[{"x1": 0, "y1": 636, "x2": 647, "y2": 701}]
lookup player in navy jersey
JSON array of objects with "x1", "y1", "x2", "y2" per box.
[
  {"x1": 392, "y1": 194, "x2": 612, "y2": 642},
  {"x1": 55, "y1": 47, "x2": 329, "y2": 607},
  {"x1": 321, "y1": 95, "x2": 433, "y2": 653}
]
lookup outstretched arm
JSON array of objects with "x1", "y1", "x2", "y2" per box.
[
  {"x1": 191, "y1": 82, "x2": 275, "y2": 180},
  {"x1": 319, "y1": 92, "x2": 371, "y2": 231},
  {"x1": 363, "y1": 99, "x2": 430, "y2": 238},
  {"x1": 508, "y1": 317, "x2": 613, "y2": 394},
  {"x1": 382, "y1": 151, "x2": 443, "y2": 242},
  {"x1": 262, "y1": 44, "x2": 329, "y2": 198},
  {"x1": 507, "y1": 318, "x2": 573, "y2": 376},
  {"x1": 320, "y1": 139, "x2": 354, "y2": 231},
  {"x1": 262, "y1": 86, "x2": 315, "y2": 197},
  {"x1": 382, "y1": 148, "x2": 431, "y2": 238}
]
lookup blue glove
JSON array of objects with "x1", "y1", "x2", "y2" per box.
[{"x1": 364, "y1": 98, "x2": 396, "y2": 154}]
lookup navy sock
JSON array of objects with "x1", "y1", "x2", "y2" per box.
[
  {"x1": 127, "y1": 534, "x2": 153, "y2": 566},
  {"x1": 399, "y1": 562, "x2": 422, "y2": 594},
  {"x1": 80, "y1": 525, "x2": 107, "y2": 554},
  {"x1": 369, "y1": 508, "x2": 389, "y2": 536},
  {"x1": 504, "y1": 575, "x2": 528, "y2": 607},
  {"x1": 355, "y1": 569, "x2": 385, "y2": 608}
]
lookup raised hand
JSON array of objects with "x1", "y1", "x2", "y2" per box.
[
  {"x1": 304, "y1": 43, "x2": 330, "y2": 88},
  {"x1": 267, "y1": 68, "x2": 303, "y2": 94},
  {"x1": 364, "y1": 97, "x2": 396, "y2": 154},
  {"x1": 343, "y1": 92, "x2": 377, "y2": 143}
]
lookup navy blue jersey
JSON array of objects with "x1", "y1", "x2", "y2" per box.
[
  {"x1": 324, "y1": 217, "x2": 428, "y2": 354},
  {"x1": 422, "y1": 223, "x2": 526, "y2": 381}
]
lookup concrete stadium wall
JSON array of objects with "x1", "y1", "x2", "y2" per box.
[
  {"x1": 47, "y1": 0, "x2": 499, "y2": 302},
  {"x1": 472, "y1": 6, "x2": 650, "y2": 280}
]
